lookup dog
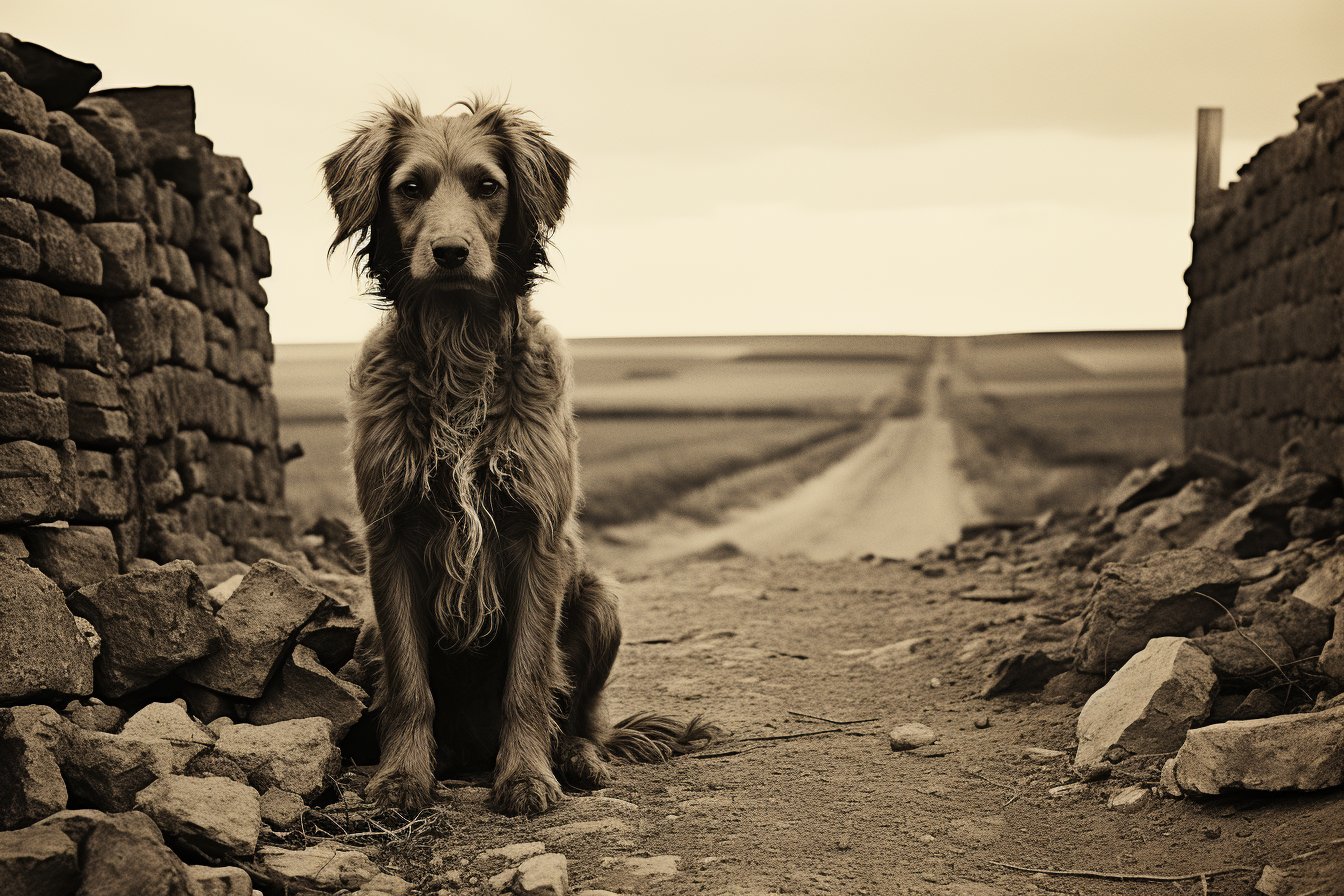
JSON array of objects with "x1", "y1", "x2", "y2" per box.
[{"x1": 322, "y1": 96, "x2": 711, "y2": 816}]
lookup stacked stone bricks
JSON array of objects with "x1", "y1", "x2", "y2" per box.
[
  {"x1": 1184, "y1": 78, "x2": 1344, "y2": 476},
  {"x1": 0, "y1": 33, "x2": 288, "y2": 586}
]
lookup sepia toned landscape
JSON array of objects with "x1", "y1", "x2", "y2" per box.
[{"x1": 2, "y1": 9, "x2": 1343, "y2": 896}]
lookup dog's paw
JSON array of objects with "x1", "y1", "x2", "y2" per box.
[
  {"x1": 366, "y1": 767, "x2": 433, "y2": 812},
  {"x1": 558, "y1": 737, "x2": 613, "y2": 790},
  {"x1": 491, "y1": 772, "x2": 562, "y2": 816}
]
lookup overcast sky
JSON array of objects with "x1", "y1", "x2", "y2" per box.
[{"x1": 11, "y1": 1, "x2": 1342, "y2": 342}]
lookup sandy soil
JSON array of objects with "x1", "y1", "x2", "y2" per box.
[{"x1": 377, "y1": 554, "x2": 1341, "y2": 895}]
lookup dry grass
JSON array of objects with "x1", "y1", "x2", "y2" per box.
[
  {"x1": 579, "y1": 416, "x2": 867, "y2": 527},
  {"x1": 950, "y1": 388, "x2": 1184, "y2": 518}
]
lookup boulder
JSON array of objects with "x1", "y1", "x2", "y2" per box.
[
  {"x1": 1292, "y1": 553, "x2": 1344, "y2": 609},
  {"x1": 76, "y1": 810, "x2": 194, "y2": 896},
  {"x1": 1073, "y1": 548, "x2": 1239, "y2": 674},
  {"x1": 0, "y1": 72, "x2": 47, "y2": 138},
  {"x1": 59, "y1": 698, "x2": 125, "y2": 734},
  {"x1": 21, "y1": 524, "x2": 119, "y2": 591},
  {"x1": 211, "y1": 717, "x2": 339, "y2": 799},
  {"x1": 134, "y1": 775, "x2": 261, "y2": 857},
  {"x1": 31, "y1": 807, "x2": 109, "y2": 848},
  {"x1": 1192, "y1": 625, "x2": 1295, "y2": 678},
  {"x1": 255, "y1": 843, "x2": 379, "y2": 891},
  {"x1": 1172, "y1": 705, "x2": 1344, "y2": 794},
  {"x1": 180, "y1": 560, "x2": 329, "y2": 699},
  {"x1": 0, "y1": 706, "x2": 67, "y2": 829},
  {"x1": 0, "y1": 557, "x2": 94, "y2": 701},
  {"x1": 68, "y1": 560, "x2": 219, "y2": 697},
  {"x1": 0, "y1": 825, "x2": 78, "y2": 896},
  {"x1": 1075, "y1": 637, "x2": 1217, "y2": 769}
]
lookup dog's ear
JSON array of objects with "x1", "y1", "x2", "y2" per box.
[
  {"x1": 323, "y1": 96, "x2": 421, "y2": 256},
  {"x1": 490, "y1": 108, "x2": 572, "y2": 245}
]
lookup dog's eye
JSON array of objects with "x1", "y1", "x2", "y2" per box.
[
  {"x1": 398, "y1": 180, "x2": 422, "y2": 199},
  {"x1": 478, "y1": 179, "x2": 500, "y2": 198}
]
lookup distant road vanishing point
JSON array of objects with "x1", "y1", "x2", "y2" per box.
[{"x1": 638, "y1": 344, "x2": 982, "y2": 564}]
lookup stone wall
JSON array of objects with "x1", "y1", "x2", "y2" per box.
[
  {"x1": 0, "y1": 34, "x2": 288, "y2": 585},
  {"x1": 1183, "y1": 79, "x2": 1344, "y2": 476}
]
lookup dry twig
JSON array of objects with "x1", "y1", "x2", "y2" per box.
[{"x1": 990, "y1": 860, "x2": 1255, "y2": 882}]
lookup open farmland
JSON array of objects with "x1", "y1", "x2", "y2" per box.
[
  {"x1": 275, "y1": 336, "x2": 926, "y2": 527},
  {"x1": 947, "y1": 330, "x2": 1185, "y2": 518}
]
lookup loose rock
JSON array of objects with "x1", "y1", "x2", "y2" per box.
[
  {"x1": 211, "y1": 717, "x2": 339, "y2": 799},
  {"x1": 180, "y1": 560, "x2": 329, "y2": 699},
  {"x1": 256, "y1": 842, "x2": 379, "y2": 891},
  {"x1": 0, "y1": 825, "x2": 78, "y2": 896},
  {"x1": 185, "y1": 865, "x2": 253, "y2": 896},
  {"x1": 0, "y1": 706, "x2": 68, "y2": 829},
  {"x1": 509, "y1": 852, "x2": 570, "y2": 895},
  {"x1": 1075, "y1": 637, "x2": 1216, "y2": 769},
  {"x1": 134, "y1": 774, "x2": 261, "y2": 857},
  {"x1": 258, "y1": 787, "x2": 304, "y2": 830},
  {"x1": 68, "y1": 560, "x2": 218, "y2": 697},
  {"x1": 77, "y1": 810, "x2": 193, "y2": 896},
  {"x1": 248, "y1": 644, "x2": 368, "y2": 739},
  {"x1": 1072, "y1": 548, "x2": 1239, "y2": 674},
  {"x1": 1192, "y1": 625, "x2": 1295, "y2": 678},
  {"x1": 0, "y1": 556, "x2": 94, "y2": 701},
  {"x1": 1173, "y1": 704, "x2": 1344, "y2": 794}
]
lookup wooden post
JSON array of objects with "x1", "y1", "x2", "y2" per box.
[{"x1": 1195, "y1": 107, "x2": 1223, "y2": 222}]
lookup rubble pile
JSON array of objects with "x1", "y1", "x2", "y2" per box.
[
  {"x1": 0, "y1": 515, "x2": 384, "y2": 895},
  {"x1": 931, "y1": 440, "x2": 1344, "y2": 806}
]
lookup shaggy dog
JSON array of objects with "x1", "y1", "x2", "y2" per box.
[{"x1": 323, "y1": 96, "x2": 709, "y2": 816}]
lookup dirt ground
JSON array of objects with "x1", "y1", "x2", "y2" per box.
[{"x1": 365, "y1": 553, "x2": 1342, "y2": 896}]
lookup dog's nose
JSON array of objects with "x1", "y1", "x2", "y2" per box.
[{"x1": 432, "y1": 242, "x2": 470, "y2": 270}]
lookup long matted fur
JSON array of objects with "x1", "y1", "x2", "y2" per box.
[{"x1": 323, "y1": 96, "x2": 711, "y2": 816}]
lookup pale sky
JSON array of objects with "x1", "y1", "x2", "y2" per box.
[{"x1": 11, "y1": 1, "x2": 1342, "y2": 342}]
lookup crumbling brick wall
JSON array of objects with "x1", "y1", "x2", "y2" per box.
[
  {"x1": 1184, "y1": 79, "x2": 1344, "y2": 476},
  {"x1": 0, "y1": 34, "x2": 288, "y2": 582}
]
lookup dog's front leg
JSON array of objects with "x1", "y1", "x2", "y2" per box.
[
  {"x1": 491, "y1": 538, "x2": 566, "y2": 816},
  {"x1": 365, "y1": 533, "x2": 437, "y2": 811}
]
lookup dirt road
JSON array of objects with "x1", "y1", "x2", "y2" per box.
[
  {"x1": 385, "y1": 554, "x2": 1334, "y2": 894},
  {"x1": 612, "y1": 347, "x2": 981, "y2": 566}
]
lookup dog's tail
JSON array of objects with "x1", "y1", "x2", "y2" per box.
[{"x1": 603, "y1": 712, "x2": 719, "y2": 763}]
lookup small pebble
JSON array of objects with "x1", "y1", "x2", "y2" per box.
[
  {"x1": 888, "y1": 723, "x2": 940, "y2": 751},
  {"x1": 973, "y1": 716, "x2": 991, "y2": 729}
]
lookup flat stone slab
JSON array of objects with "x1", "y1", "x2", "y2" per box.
[{"x1": 1172, "y1": 704, "x2": 1344, "y2": 795}]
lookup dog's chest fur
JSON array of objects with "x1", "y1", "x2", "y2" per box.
[{"x1": 350, "y1": 307, "x2": 579, "y2": 534}]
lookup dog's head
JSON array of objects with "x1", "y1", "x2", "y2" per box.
[{"x1": 323, "y1": 95, "x2": 572, "y2": 303}]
